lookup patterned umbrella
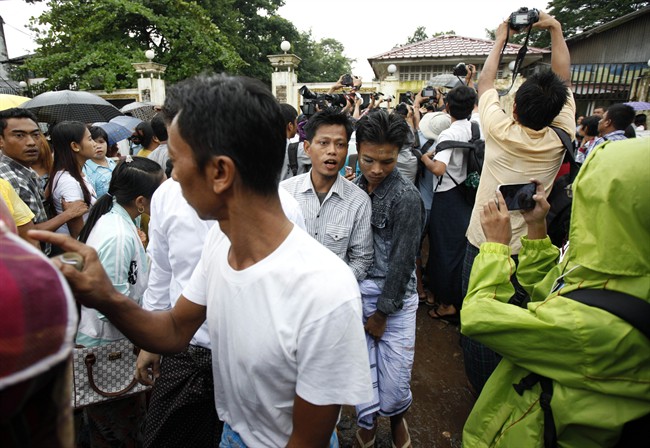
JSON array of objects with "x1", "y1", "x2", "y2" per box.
[
  {"x1": 624, "y1": 101, "x2": 650, "y2": 111},
  {"x1": 0, "y1": 94, "x2": 29, "y2": 111},
  {"x1": 21, "y1": 90, "x2": 123, "y2": 125},
  {"x1": 109, "y1": 115, "x2": 142, "y2": 132},
  {"x1": 120, "y1": 101, "x2": 158, "y2": 121},
  {"x1": 93, "y1": 122, "x2": 133, "y2": 146}
]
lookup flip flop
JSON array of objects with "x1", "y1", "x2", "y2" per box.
[
  {"x1": 392, "y1": 418, "x2": 412, "y2": 448},
  {"x1": 428, "y1": 306, "x2": 460, "y2": 325},
  {"x1": 355, "y1": 429, "x2": 375, "y2": 448}
]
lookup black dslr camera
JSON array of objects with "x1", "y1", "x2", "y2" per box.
[
  {"x1": 421, "y1": 87, "x2": 437, "y2": 98},
  {"x1": 341, "y1": 74, "x2": 354, "y2": 87},
  {"x1": 509, "y1": 7, "x2": 539, "y2": 32},
  {"x1": 452, "y1": 62, "x2": 468, "y2": 77}
]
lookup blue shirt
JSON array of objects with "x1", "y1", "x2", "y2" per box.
[{"x1": 83, "y1": 158, "x2": 116, "y2": 198}]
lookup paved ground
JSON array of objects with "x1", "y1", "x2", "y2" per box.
[{"x1": 336, "y1": 303, "x2": 477, "y2": 447}]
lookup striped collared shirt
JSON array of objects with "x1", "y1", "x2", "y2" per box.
[
  {"x1": 281, "y1": 172, "x2": 373, "y2": 281},
  {"x1": 0, "y1": 154, "x2": 48, "y2": 224}
]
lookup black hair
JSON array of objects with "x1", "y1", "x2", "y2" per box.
[
  {"x1": 279, "y1": 103, "x2": 298, "y2": 126},
  {"x1": 634, "y1": 113, "x2": 646, "y2": 127},
  {"x1": 394, "y1": 102, "x2": 409, "y2": 117},
  {"x1": 150, "y1": 114, "x2": 168, "y2": 141},
  {"x1": 581, "y1": 115, "x2": 599, "y2": 137},
  {"x1": 47, "y1": 121, "x2": 93, "y2": 205},
  {"x1": 355, "y1": 109, "x2": 409, "y2": 150},
  {"x1": 605, "y1": 104, "x2": 635, "y2": 131},
  {"x1": 514, "y1": 70, "x2": 569, "y2": 131},
  {"x1": 134, "y1": 121, "x2": 154, "y2": 148},
  {"x1": 79, "y1": 157, "x2": 164, "y2": 243},
  {"x1": 171, "y1": 74, "x2": 286, "y2": 195},
  {"x1": 445, "y1": 85, "x2": 476, "y2": 120},
  {"x1": 88, "y1": 125, "x2": 109, "y2": 143},
  {"x1": 304, "y1": 107, "x2": 353, "y2": 142},
  {"x1": 0, "y1": 108, "x2": 39, "y2": 135}
]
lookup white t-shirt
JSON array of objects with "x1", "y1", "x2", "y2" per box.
[
  {"x1": 52, "y1": 170, "x2": 96, "y2": 235},
  {"x1": 434, "y1": 119, "x2": 472, "y2": 192},
  {"x1": 144, "y1": 179, "x2": 306, "y2": 349},
  {"x1": 183, "y1": 226, "x2": 372, "y2": 447}
]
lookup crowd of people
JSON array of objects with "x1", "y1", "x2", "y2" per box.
[{"x1": 0, "y1": 9, "x2": 648, "y2": 448}]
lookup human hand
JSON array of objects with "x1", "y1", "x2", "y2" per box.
[
  {"x1": 61, "y1": 199, "x2": 88, "y2": 219},
  {"x1": 532, "y1": 10, "x2": 560, "y2": 31},
  {"x1": 135, "y1": 349, "x2": 161, "y2": 386},
  {"x1": 353, "y1": 76, "x2": 363, "y2": 89},
  {"x1": 344, "y1": 166, "x2": 355, "y2": 181},
  {"x1": 480, "y1": 190, "x2": 512, "y2": 245},
  {"x1": 27, "y1": 230, "x2": 117, "y2": 308},
  {"x1": 364, "y1": 311, "x2": 387, "y2": 340},
  {"x1": 414, "y1": 91, "x2": 427, "y2": 106},
  {"x1": 520, "y1": 179, "x2": 550, "y2": 239}
]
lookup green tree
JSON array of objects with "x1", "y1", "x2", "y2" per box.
[
  {"x1": 296, "y1": 32, "x2": 354, "y2": 82},
  {"x1": 406, "y1": 26, "x2": 429, "y2": 44},
  {"x1": 431, "y1": 30, "x2": 456, "y2": 37},
  {"x1": 24, "y1": 0, "x2": 243, "y2": 92},
  {"x1": 22, "y1": 0, "x2": 353, "y2": 89}
]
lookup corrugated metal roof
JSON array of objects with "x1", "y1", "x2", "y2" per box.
[{"x1": 368, "y1": 34, "x2": 549, "y2": 61}]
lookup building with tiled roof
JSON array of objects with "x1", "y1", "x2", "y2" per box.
[{"x1": 368, "y1": 34, "x2": 550, "y2": 83}]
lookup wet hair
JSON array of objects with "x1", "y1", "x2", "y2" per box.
[
  {"x1": 605, "y1": 104, "x2": 635, "y2": 131},
  {"x1": 0, "y1": 108, "x2": 39, "y2": 135},
  {"x1": 169, "y1": 74, "x2": 286, "y2": 195},
  {"x1": 150, "y1": 114, "x2": 168, "y2": 141},
  {"x1": 514, "y1": 70, "x2": 569, "y2": 131},
  {"x1": 304, "y1": 107, "x2": 353, "y2": 142},
  {"x1": 445, "y1": 85, "x2": 476, "y2": 120},
  {"x1": 581, "y1": 116, "x2": 600, "y2": 137},
  {"x1": 134, "y1": 121, "x2": 154, "y2": 148},
  {"x1": 79, "y1": 157, "x2": 164, "y2": 243},
  {"x1": 280, "y1": 103, "x2": 298, "y2": 126},
  {"x1": 355, "y1": 109, "x2": 409, "y2": 150},
  {"x1": 47, "y1": 121, "x2": 93, "y2": 205}
]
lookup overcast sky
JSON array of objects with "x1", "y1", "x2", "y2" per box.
[{"x1": 1, "y1": 0, "x2": 551, "y2": 79}]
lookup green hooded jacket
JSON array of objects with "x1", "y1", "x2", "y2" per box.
[{"x1": 461, "y1": 138, "x2": 650, "y2": 447}]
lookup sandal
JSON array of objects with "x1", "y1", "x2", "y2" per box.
[
  {"x1": 392, "y1": 419, "x2": 412, "y2": 448},
  {"x1": 355, "y1": 429, "x2": 375, "y2": 448},
  {"x1": 428, "y1": 305, "x2": 460, "y2": 325}
]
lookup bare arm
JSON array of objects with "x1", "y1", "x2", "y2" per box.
[
  {"x1": 421, "y1": 152, "x2": 447, "y2": 176},
  {"x1": 28, "y1": 230, "x2": 205, "y2": 354},
  {"x1": 17, "y1": 220, "x2": 40, "y2": 248},
  {"x1": 533, "y1": 11, "x2": 571, "y2": 86},
  {"x1": 286, "y1": 395, "x2": 340, "y2": 448},
  {"x1": 66, "y1": 215, "x2": 85, "y2": 239},
  {"x1": 478, "y1": 21, "x2": 509, "y2": 99},
  {"x1": 34, "y1": 199, "x2": 88, "y2": 232}
]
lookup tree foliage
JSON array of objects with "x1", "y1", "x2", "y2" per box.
[
  {"x1": 21, "y1": 0, "x2": 353, "y2": 90},
  {"x1": 406, "y1": 26, "x2": 429, "y2": 44},
  {"x1": 296, "y1": 32, "x2": 354, "y2": 82}
]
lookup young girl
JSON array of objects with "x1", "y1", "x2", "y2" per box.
[
  {"x1": 76, "y1": 156, "x2": 165, "y2": 446},
  {"x1": 83, "y1": 125, "x2": 116, "y2": 198},
  {"x1": 47, "y1": 121, "x2": 97, "y2": 239}
]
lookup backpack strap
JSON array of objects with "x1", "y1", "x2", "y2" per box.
[
  {"x1": 469, "y1": 121, "x2": 481, "y2": 142},
  {"x1": 563, "y1": 289, "x2": 650, "y2": 341},
  {"x1": 550, "y1": 126, "x2": 579, "y2": 181},
  {"x1": 435, "y1": 140, "x2": 475, "y2": 152},
  {"x1": 513, "y1": 373, "x2": 557, "y2": 448},
  {"x1": 288, "y1": 142, "x2": 300, "y2": 176}
]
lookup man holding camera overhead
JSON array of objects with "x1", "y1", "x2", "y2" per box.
[{"x1": 460, "y1": 10, "x2": 576, "y2": 394}]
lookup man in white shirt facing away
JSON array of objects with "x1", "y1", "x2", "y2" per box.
[{"x1": 31, "y1": 74, "x2": 372, "y2": 448}]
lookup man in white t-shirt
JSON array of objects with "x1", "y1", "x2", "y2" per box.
[{"x1": 31, "y1": 74, "x2": 372, "y2": 448}]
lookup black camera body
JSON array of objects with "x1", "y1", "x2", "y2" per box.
[
  {"x1": 452, "y1": 63, "x2": 468, "y2": 77},
  {"x1": 341, "y1": 74, "x2": 354, "y2": 87},
  {"x1": 372, "y1": 91, "x2": 384, "y2": 101},
  {"x1": 509, "y1": 7, "x2": 539, "y2": 32},
  {"x1": 422, "y1": 87, "x2": 437, "y2": 98}
]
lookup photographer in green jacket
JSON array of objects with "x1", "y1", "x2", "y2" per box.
[{"x1": 461, "y1": 137, "x2": 650, "y2": 447}]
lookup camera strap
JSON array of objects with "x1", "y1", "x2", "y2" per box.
[{"x1": 498, "y1": 27, "x2": 533, "y2": 97}]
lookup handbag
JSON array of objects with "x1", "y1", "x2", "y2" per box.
[{"x1": 72, "y1": 338, "x2": 150, "y2": 408}]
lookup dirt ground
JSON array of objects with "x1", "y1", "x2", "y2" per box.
[{"x1": 335, "y1": 303, "x2": 477, "y2": 447}]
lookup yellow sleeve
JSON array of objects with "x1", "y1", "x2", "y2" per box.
[{"x1": 0, "y1": 179, "x2": 35, "y2": 227}]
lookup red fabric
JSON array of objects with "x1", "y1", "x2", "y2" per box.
[{"x1": 555, "y1": 161, "x2": 571, "y2": 180}]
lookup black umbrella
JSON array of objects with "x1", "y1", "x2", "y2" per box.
[{"x1": 21, "y1": 90, "x2": 123, "y2": 125}]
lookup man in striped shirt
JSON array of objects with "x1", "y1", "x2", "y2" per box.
[{"x1": 281, "y1": 108, "x2": 373, "y2": 281}]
